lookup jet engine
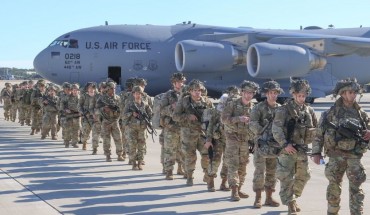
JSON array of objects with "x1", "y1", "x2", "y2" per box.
[
  {"x1": 247, "y1": 42, "x2": 326, "y2": 79},
  {"x1": 175, "y1": 40, "x2": 245, "y2": 72}
]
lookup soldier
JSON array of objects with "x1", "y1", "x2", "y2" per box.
[
  {"x1": 0, "y1": 83, "x2": 12, "y2": 121},
  {"x1": 272, "y1": 79, "x2": 317, "y2": 214},
  {"x1": 61, "y1": 83, "x2": 81, "y2": 148},
  {"x1": 173, "y1": 79, "x2": 213, "y2": 186},
  {"x1": 97, "y1": 82, "x2": 124, "y2": 162},
  {"x1": 10, "y1": 84, "x2": 19, "y2": 122},
  {"x1": 221, "y1": 80, "x2": 258, "y2": 201},
  {"x1": 30, "y1": 80, "x2": 46, "y2": 135},
  {"x1": 250, "y1": 81, "x2": 283, "y2": 208},
  {"x1": 91, "y1": 82, "x2": 106, "y2": 155},
  {"x1": 79, "y1": 82, "x2": 96, "y2": 150},
  {"x1": 23, "y1": 80, "x2": 34, "y2": 126},
  {"x1": 161, "y1": 72, "x2": 186, "y2": 180},
  {"x1": 312, "y1": 78, "x2": 370, "y2": 215},
  {"x1": 122, "y1": 85, "x2": 152, "y2": 169},
  {"x1": 58, "y1": 82, "x2": 72, "y2": 142},
  {"x1": 41, "y1": 85, "x2": 59, "y2": 140},
  {"x1": 18, "y1": 81, "x2": 28, "y2": 126}
]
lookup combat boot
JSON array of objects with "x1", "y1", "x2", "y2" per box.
[
  {"x1": 288, "y1": 200, "x2": 298, "y2": 215},
  {"x1": 293, "y1": 200, "x2": 301, "y2": 212},
  {"x1": 82, "y1": 142, "x2": 87, "y2": 150},
  {"x1": 72, "y1": 143, "x2": 79, "y2": 148},
  {"x1": 231, "y1": 185, "x2": 241, "y2": 201},
  {"x1": 41, "y1": 135, "x2": 46, "y2": 140},
  {"x1": 265, "y1": 189, "x2": 280, "y2": 207},
  {"x1": 177, "y1": 164, "x2": 185, "y2": 175},
  {"x1": 128, "y1": 159, "x2": 133, "y2": 165},
  {"x1": 207, "y1": 176, "x2": 216, "y2": 192},
  {"x1": 117, "y1": 155, "x2": 125, "y2": 161},
  {"x1": 138, "y1": 161, "x2": 143, "y2": 170},
  {"x1": 238, "y1": 186, "x2": 249, "y2": 198},
  {"x1": 35, "y1": 128, "x2": 40, "y2": 134},
  {"x1": 20, "y1": 121, "x2": 24, "y2": 126},
  {"x1": 203, "y1": 172, "x2": 209, "y2": 183},
  {"x1": 140, "y1": 160, "x2": 145, "y2": 165},
  {"x1": 106, "y1": 155, "x2": 112, "y2": 162},
  {"x1": 253, "y1": 190, "x2": 262, "y2": 208},
  {"x1": 52, "y1": 135, "x2": 57, "y2": 140},
  {"x1": 165, "y1": 170, "x2": 174, "y2": 180},
  {"x1": 92, "y1": 148, "x2": 97, "y2": 155},
  {"x1": 186, "y1": 172, "x2": 193, "y2": 186},
  {"x1": 30, "y1": 129, "x2": 35, "y2": 135},
  {"x1": 132, "y1": 161, "x2": 139, "y2": 170},
  {"x1": 220, "y1": 178, "x2": 230, "y2": 191},
  {"x1": 64, "y1": 141, "x2": 70, "y2": 148}
]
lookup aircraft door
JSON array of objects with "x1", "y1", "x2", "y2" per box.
[
  {"x1": 70, "y1": 72, "x2": 79, "y2": 83},
  {"x1": 108, "y1": 66, "x2": 121, "y2": 85}
]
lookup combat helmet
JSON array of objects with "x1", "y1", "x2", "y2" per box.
[
  {"x1": 71, "y1": 83, "x2": 80, "y2": 90},
  {"x1": 37, "y1": 79, "x2": 46, "y2": 87},
  {"x1": 171, "y1": 72, "x2": 186, "y2": 83},
  {"x1": 240, "y1": 80, "x2": 259, "y2": 93},
  {"x1": 224, "y1": 85, "x2": 240, "y2": 96},
  {"x1": 188, "y1": 79, "x2": 205, "y2": 91},
  {"x1": 132, "y1": 86, "x2": 144, "y2": 94},
  {"x1": 134, "y1": 78, "x2": 147, "y2": 87},
  {"x1": 332, "y1": 78, "x2": 363, "y2": 97},
  {"x1": 62, "y1": 82, "x2": 71, "y2": 89},
  {"x1": 289, "y1": 79, "x2": 311, "y2": 95},
  {"x1": 261, "y1": 80, "x2": 284, "y2": 95},
  {"x1": 125, "y1": 78, "x2": 136, "y2": 89},
  {"x1": 106, "y1": 82, "x2": 116, "y2": 90},
  {"x1": 5, "y1": 82, "x2": 11, "y2": 88}
]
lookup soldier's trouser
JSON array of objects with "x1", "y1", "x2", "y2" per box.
[
  {"x1": 325, "y1": 157, "x2": 366, "y2": 215},
  {"x1": 159, "y1": 130, "x2": 164, "y2": 165},
  {"x1": 253, "y1": 150, "x2": 278, "y2": 191},
  {"x1": 276, "y1": 152, "x2": 310, "y2": 205},
  {"x1": 119, "y1": 121, "x2": 128, "y2": 155},
  {"x1": 181, "y1": 128, "x2": 209, "y2": 175},
  {"x1": 81, "y1": 118, "x2": 93, "y2": 143},
  {"x1": 225, "y1": 132, "x2": 249, "y2": 187},
  {"x1": 163, "y1": 128, "x2": 182, "y2": 172},
  {"x1": 220, "y1": 140, "x2": 228, "y2": 179},
  {"x1": 207, "y1": 138, "x2": 224, "y2": 177},
  {"x1": 127, "y1": 127, "x2": 146, "y2": 161},
  {"x1": 3, "y1": 102, "x2": 11, "y2": 119},
  {"x1": 11, "y1": 101, "x2": 18, "y2": 121},
  {"x1": 92, "y1": 118, "x2": 102, "y2": 149},
  {"x1": 19, "y1": 103, "x2": 26, "y2": 123},
  {"x1": 31, "y1": 107, "x2": 42, "y2": 130},
  {"x1": 41, "y1": 111, "x2": 58, "y2": 137},
  {"x1": 102, "y1": 120, "x2": 123, "y2": 156},
  {"x1": 64, "y1": 117, "x2": 80, "y2": 144}
]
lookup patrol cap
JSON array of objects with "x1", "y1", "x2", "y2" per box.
[
  {"x1": 106, "y1": 82, "x2": 116, "y2": 89},
  {"x1": 170, "y1": 72, "x2": 186, "y2": 83},
  {"x1": 261, "y1": 80, "x2": 284, "y2": 95},
  {"x1": 289, "y1": 79, "x2": 311, "y2": 95},
  {"x1": 188, "y1": 79, "x2": 205, "y2": 91},
  {"x1": 132, "y1": 86, "x2": 144, "y2": 94},
  {"x1": 332, "y1": 78, "x2": 363, "y2": 97},
  {"x1": 71, "y1": 83, "x2": 80, "y2": 90},
  {"x1": 240, "y1": 80, "x2": 259, "y2": 93}
]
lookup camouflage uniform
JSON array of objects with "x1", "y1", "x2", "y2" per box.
[
  {"x1": 173, "y1": 79, "x2": 213, "y2": 186},
  {"x1": 30, "y1": 80, "x2": 46, "y2": 135},
  {"x1": 122, "y1": 86, "x2": 152, "y2": 169},
  {"x1": 272, "y1": 79, "x2": 317, "y2": 214},
  {"x1": 97, "y1": 82, "x2": 123, "y2": 162},
  {"x1": 161, "y1": 73, "x2": 186, "y2": 180},
  {"x1": 312, "y1": 78, "x2": 369, "y2": 215},
  {"x1": 23, "y1": 80, "x2": 34, "y2": 126},
  {"x1": 0, "y1": 83, "x2": 12, "y2": 121},
  {"x1": 58, "y1": 83, "x2": 71, "y2": 142},
  {"x1": 221, "y1": 80, "x2": 258, "y2": 201},
  {"x1": 79, "y1": 82, "x2": 96, "y2": 150},
  {"x1": 250, "y1": 81, "x2": 284, "y2": 208},
  {"x1": 60, "y1": 84, "x2": 80, "y2": 148},
  {"x1": 41, "y1": 86, "x2": 59, "y2": 140},
  {"x1": 10, "y1": 84, "x2": 19, "y2": 122},
  {"x1": 18, "y1": 82, "x2": 27, "y2": 125}
]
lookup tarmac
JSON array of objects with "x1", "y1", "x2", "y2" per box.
[{"x1": 1, "y1": 80, "x2": 370, "y2": 215}]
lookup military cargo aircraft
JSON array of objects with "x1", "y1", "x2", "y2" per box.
[{"x1": 33, "y1": 22, "x2": 370, "y2": 102}]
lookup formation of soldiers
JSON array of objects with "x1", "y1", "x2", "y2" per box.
[{"x1": 1, "y1": 75, "x2": 369, "y2": 215}]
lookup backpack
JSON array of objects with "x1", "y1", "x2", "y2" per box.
[{"x1": 152, "y1": 92, "x2": 166, "y2": 129}]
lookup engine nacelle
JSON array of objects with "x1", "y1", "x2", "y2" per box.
[
  {"x1": 247, "y1": 42, "x2": 326, "y2": 79},
  {"x1": 175, "y1": 40, "x2": 245, "y2": 72}
]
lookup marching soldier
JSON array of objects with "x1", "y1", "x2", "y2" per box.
[
  {"x1": 10, "y1": 84, "x2": 19, "y2": 122},
  {"x1": 272, "y1": 79, "x2": 317, "y2": 214},
  {"x1": 58, "y1": 82, "x2": 72, "y2": 142},
  {"x1": 61, "y1": 83, "x2": 80, "y2": 148},
  {"x1": 41, "y1": 85, "x2": 59, "y2": 140},
  {"x1": 250, "y1": 81, "x2": 283, "y2": 208},
  {"x1": 91, "y1": 82, "x2": 106, "y2": 155},
  {"x1": 97, "y1": 82, "x2": 124, "y2": 162},
  {"x1": 312, "y1": 78, "x2": 370, "y2": 215},
  {"x1": 79, "y1": 82, "x2": 96, "y2": 150},
  {"x1": 122, "y1": 86, "x2": 152, "y2": 170},
  {"x1": 221, "y1": 80, "x2": 258, "y2": 201},
  {"x1": 0, "y1": 82, "x2": 12, "y2": 121},
  {"x1": 173, "y1": 79, "x2": 213, "y2": 186},
  {"x1": 18, "y1": 81, "x2": 28, "y2": 126},
  {"x1": 30, "y1": 80, "x2": 46, "y2": 135},
  {"x1": 161, "y1": 72, "x2": 186, "y2": 180},
  {"x1": 23, "y1": 80, "x2": 34, "y2": 126}
]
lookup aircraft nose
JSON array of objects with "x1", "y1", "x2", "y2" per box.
[{"x1": 33, "y1": 49, "x2": 49, "y2": 78}]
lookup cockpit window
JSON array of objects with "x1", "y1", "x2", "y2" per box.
[{"x1": 49, "y1": 39, "x2": 78, "y2": 48}]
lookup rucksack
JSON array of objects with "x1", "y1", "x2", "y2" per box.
[{"x1": 152, "y1": 92, "x2": 166, "y2": 129}]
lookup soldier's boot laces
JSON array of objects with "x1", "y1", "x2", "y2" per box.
[
  {"x1": 220, "y1": 178, "x2": 230, "y2": 191},
  {"x1": 30, "y1": 129, "x2": 35, "y2": 135},
  {"x1": 106, "y1": 155, "x2": 112, "y2": 162},
  {"x1": 132, "y1": 161, "x2": 139, "y2": 170},
  {"x1": 238, "y1": 186, "x2": 249, "y2": 198},
  {"x1": 288, "y1": 200, "x2": 298, "y2": 215},
  {"x1": 177, "y1": 164, "x2": 185, "y2": 175},
  {"x1": 186, "y1": 173, "x2": 193, "y2": 186},
  {"x1": 165, "y1": 170, "x2": 174, "y2": 180},
  {"x1": 138, "y1": 161, "x2": 143, "y2": 170},
  {"x1": 231, "y1": 185, "x2": 241, "y2": 201},
  {"x1": 82, "y1": 142, "x2": 87, "y2": 150},
  {"x1": 92, "y1": 148, "x2": 97, "y2": 155},
  {"x1": 207, "y1": 176, "x2": 216, "y2": 192},
  {"x1": 253, "y1": 190, "x2": 262, "y2": 208},
  {"x1": 265, "y1": 189, "x2": 280, "y2": 207}
]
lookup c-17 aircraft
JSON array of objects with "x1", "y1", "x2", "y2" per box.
[{"x1": 33, "y1": 22, "x2": 370, "y2": 102}]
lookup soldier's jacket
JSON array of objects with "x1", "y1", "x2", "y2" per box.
[
  {"x1": 122, "y1": 100, "x2": 152, "y2": 129},
  {"x1": 31, "y1": 88, "x2": 44, "y2": 108},
  {"x1": 204, "y1": 108, "x2": 223, "y2": 143},
  {"x1": 221, "y1": 97, "x2": 254, "y2": 136},
  {"x1": 312, "y1": 97, "x2": 370, "y2": 158},
  {"x1": 160, "y1": 89, "x2": 181, "y2": 130},
  {"x1": 57, "y1": 91, "x2": 69, "y2": 112},
  {"x1": 272, "y1": 99, "x2": 317, "y2": 148},
  {"x1": 60, "y1": 94, "x2": 80, "y2": 116},
  {"x1": 250, "y1": 100, "x2": 280, "y2": 141},
  {"x1": 42, "y1": 95, "x2": 59, "y2": 113},
  {"x1": 92, "y1": 92, "x2": 103, "y2": 118},
  {"x1": 22, "y1": 88, "x2": 33, "y2": 105},
  {"x1": 123, "y1": 91, "x2": 153, "y2": 109},
  {"x1": 97, "y1": 94, "x2": 120, "y2": 122},
  {"x1": 0, "y1": 88, "x2": 12, "y2": 103},
  {"x1": 15, "y1": 88, "x2": 24, "y2": 103},
  {"x1": 172, "y1": 95, "x2": 214, "y2": 130},
  {"x1": 79, "y1": 92, "x2": 95, "y2": 116}
]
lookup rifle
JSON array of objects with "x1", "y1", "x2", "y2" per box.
[
  {"x1": 42, "y1": 95, "x2": 58, "y2": 110},
  {"x1": 188, "y1": 97, "x2": 204, "y2": 123},
  {"x1": 101, "y1": 98, "x2": 120, "y2": 112},
  {"x1": 80, "y1": 108, "x2": 92, "y2": 128},
  {"x1": 133, "y1": 102, "x2": 157, "y2": 141}
]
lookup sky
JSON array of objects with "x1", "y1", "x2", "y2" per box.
[{"x1": 1, "y1": 0, "x2": 370, "y2": 69}]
